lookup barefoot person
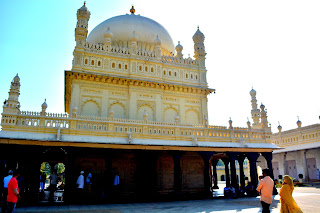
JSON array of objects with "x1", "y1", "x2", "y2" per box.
[
  {"x1": 256, "y1": 168, "x2": 274, "y2": 213},
  {"x1": 279, "y1": 175, "x2": 303, "y2": 213}
]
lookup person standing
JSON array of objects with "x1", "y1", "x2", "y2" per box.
[
  {"x1": 76, "y1": 171, "x2": 85, "y2": 202},
  {"x1": 85, "y1": 173, "x2": 92, "y2": 193},
  {"x1": 7, "y1": 170, "x2": 20, "y2": 213},
  {"x1": 279, "y1": 175, "x2": 303, "y2": 213},
  {"x1": 2, "y1": 170, "x2": 13, "y2": 213},
  {"x1": 316, "y1": 169, "x2": 320, "y2": 181},
  {"x1": 48, "y1": 170, "x2": 58, "y2": 202},
  {"x1": 77, "y1": 171, "x2": 85, "y2": 190},
  {"x1": 113, "y1": 172, "x2": 120, "y2": 199},
  {"x1": 256, "y1": 168, "x2": 274, "y2": 213}
]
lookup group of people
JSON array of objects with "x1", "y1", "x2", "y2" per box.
[
  {"x1": 76, "y1": 171, "x2": 93, "y2": 192},
  {"x1": 1, "y1": 167, "x2": 307, "y2": 212},
  {"x1": 256, "y1": 168, "x2": 303, "y2": 213},
  {"x1": 1, "y1": 170, "x2": 21, "y2": 213}
]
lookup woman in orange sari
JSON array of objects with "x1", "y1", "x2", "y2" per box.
[{"x1": 279, "y1": 175, "x2": 303, "y2": 213}]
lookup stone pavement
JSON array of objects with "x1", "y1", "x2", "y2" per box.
[{"x1": 15, "y1": 186, "x2": 320, "y2": 213}]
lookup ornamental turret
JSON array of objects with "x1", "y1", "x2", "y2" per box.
[
  {"x1": 75, "y1": 2, "x2": 91, "y2": 47},
  {"x1": 193, "y1": 27, "x2": 206, "y2": 67},
  {"x1": 297, "y1": 117, "x2": 302, "y2": 128},
  {"x1": 104, "y1": 27, "x2": 113, "y2": 51},
  {"x1": 129, "y1": 31, "x2": 138, "y2": 54},
  {"x1": 154, "y1": 35, "x2": 162, "y2": 58},
  {"x1": 175, "y1": 41, "x2": 183, "y2": 59},
  {"x1": 41, "y1": 99, "x2": 47, "y2": 116},
  {"x1": 250, "y1": 88, "x2": 260, "y2": 127},
  {"x1": 277, "y1": 122, "x2": 282, "y2": 132}
]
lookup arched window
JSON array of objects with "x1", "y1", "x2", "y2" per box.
[
  {"x1": 112, "y1": 63, "x2": 115, "y2": 68},
  {"x1": 125, "y1": 64, "x2": 128, "y2": 69},
  {"x1": 186, "y1": 73, "x2": 188, "y2": 78},
  {"x1": 98, "y1": 61, "x2": 101, "y2": 66},
  {"x1": 195, "y1": 75, "x2": 198, "y2": 79},
  {"x1": 139, "y1": 66, "x2": 142, "y2": 71},
  {"x1": 118, "y1": 64, "x2": 121, "y2": 69},
  {"x1": 191, "y1": 74, "x2": 193, "y2": 79},
  {"x1": 169, "y1": 71, "x2": 171, "y2": 76},
  {"x1": 91, "y1": 60, "x2": 94, "y2": 65},
  {"x1": 151, "y1": 67, "x2": 154, "y2": 72},
  {"x1": 145, "y1": 66, "x2": 148, "y2": 72},
  {"x1": 85, "y1": 59, "x2": 88, "y2": 64},
  {"x1": 164, "y1": 70, "x2": 166, "y2": 75},
  {"x1": 174, "y1": 72, "x2": 177, "y2": 77}
]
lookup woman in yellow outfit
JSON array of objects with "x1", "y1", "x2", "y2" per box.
[{"x1": 279, "y1": 175, "x2": 303, "y2": 213}]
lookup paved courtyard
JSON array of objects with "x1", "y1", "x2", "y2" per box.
[{"x1": 16, "y1": 186, "x2": 320, "y2": 213}]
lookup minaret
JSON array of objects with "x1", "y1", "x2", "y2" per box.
[
  {"x1": 192, "y1": 27, "x2": 206, "y2": 67},
  {"x1": 3, "y1": 74, "x2": 21, "y2": 115},
  {"x1": 260, "y1": 103, "x2": 269, "y2": 128},
  {"x1": 175, "y1": 41, "x2": 183, "y2": 59},
  {"x1": 75, "y1": 2, "x2": 91, "y2": 47},
  {"x1": 250, "y1": 88, "x2": 260, "y2": 127},
  {"x1": 2, "y1": 74, "x2": 21, "y2": 127}
]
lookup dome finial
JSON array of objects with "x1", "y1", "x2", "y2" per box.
[
  {"x1": 84, "y1": 1, "x2": 86, "y2": 6},
  {"x1": 130, "y1": 5, "x2": 135, "y2": 14}
]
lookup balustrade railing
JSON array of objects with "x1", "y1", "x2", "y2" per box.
[{"x1": 2, "y1": 111, "x2": 270, "y2": 143}]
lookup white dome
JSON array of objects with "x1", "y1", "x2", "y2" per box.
[{"x1": 87, "y1": 13, "x2": 175, "y2": 54}]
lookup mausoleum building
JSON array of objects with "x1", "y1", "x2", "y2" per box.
[{"x1": 0, "y1": 4, "x2": 277, "y2": 204}]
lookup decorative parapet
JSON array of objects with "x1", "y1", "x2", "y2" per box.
[
  {"x1": 75, "y1": 42, "x2": 199, "y2": 68},
  {"x1": 1, "y1": 110, "x2": 273, "y2": 145},
  {"x1": 272, "y1": 124, "x2": 320, "y2": 147}
]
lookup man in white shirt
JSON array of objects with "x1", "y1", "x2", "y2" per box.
[
  {"x1": 2, "y1": 170, "x2": 13, "y2": 213},
  {"x1": 77, "y1": 171, "x2": 84, "y2": 189},
  {"x1": 256, "y1": 168, "x2": 274, "y2": 213}
]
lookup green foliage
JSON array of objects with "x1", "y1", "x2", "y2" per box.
[{"x1": 54, "y1": 163, "x2": 65, "y2": 174}]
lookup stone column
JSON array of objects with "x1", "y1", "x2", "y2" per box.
[
  {"x1": 262, "y1": 152, "x2": 274, "y2": 179},
  {"x1": 237, "y1": 155, "x2": 246, "y2": 190},
  {"x1": 228, "y1": 153, "x2": 238, "y2": 187},
  {"x1": 247, "y1": 153, "x2": 259, "y2": 188},
  {"x1": 64, "y1": 147, "x2": 74, "y2": 204},
  {"x1": 283, "y1": 152, "x2": 288, "y2": 176},
  {"x1": 262, "y1": 152, "x2": 278, "y2": 195},
  {"x1": 302, "y1": 150, "x2": 310, "y2": 182},
  {"x1": 172, "y1": 151, "x2": 183, "y2": 193},
  {"x1": 222, "y1": 158, "x2": 230, "y2": 186},
  {"x1": 212, "y1": 159, "x2": 219, "y2": 189},
  {"x1": 200, "y1": 151, "x2": 214, "y2": 195}
]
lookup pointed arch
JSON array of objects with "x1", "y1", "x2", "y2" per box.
[
  {"x1": 81, "y1": 100, "x2": 100, "y2": 116},
  {"x1": 110, "y1": 101, "x2": 126, "y2": 119},
  {"x1": 185, "y1": 109, "x2": 199, "y2": 124},
  {"x1": 163, "y1": 106, "x2": 178, "y2": 123}
]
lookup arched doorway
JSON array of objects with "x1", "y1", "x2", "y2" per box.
[{"x1": 39, "y1": 148, "x2": 67, "y2": 203}]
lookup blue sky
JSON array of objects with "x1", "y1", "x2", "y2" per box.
[{"x1": 1, "y1": 0, "x2": 320, "y2": 132}]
